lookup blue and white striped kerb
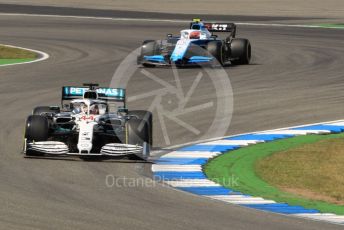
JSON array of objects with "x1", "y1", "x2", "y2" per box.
[{"x1": 152, "y1": 120, "x2": 344, "y2": 225}]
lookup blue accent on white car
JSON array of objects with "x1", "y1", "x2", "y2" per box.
[
  {"x1": 170, "y1": 39, "x2": 192, "y2": 62},
  {"x1": 188, "y1": 56, "x2": 213, "y2": 63},
  {"x1": 143, "y1": 55, "x2": 165, "y2": 62}
]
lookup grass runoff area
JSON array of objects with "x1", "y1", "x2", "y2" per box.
[
  {"x1": 204, "y1": 133, "x2": 344, "y2": 215},
  {"x1": 0, "y1": 45, "x2": 38, "y2": 65},
  {"x1": 315, "y1": 23, "x2": 344, "y2": 29}
]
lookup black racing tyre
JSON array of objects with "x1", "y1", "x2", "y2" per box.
[
  {"x1": 230, "y1": 38, "x2": 251, "y2": 65},
  {"x1": 25, "y1": 115, "x2": 49, "y2": 142},
  {"x1": 33, "y1": 106, "x2": 60, "y2": 115},
  {"x1": 138, "y1": 40, "x2": 160, "y2": 67},
  {"x1": 141, "y1": 40, "x2": 159, "y2": 55},
  {"x1": 127, "y1": 119, "x2": 150, "y2": 147},
  {"x1": 128, "y1": 110, "x2": 153, "y2": 146},
  {"x1": 207, "y1": 41, "x2": 225, "y2": 66}
]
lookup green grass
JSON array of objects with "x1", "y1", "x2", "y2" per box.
[
  {"x1": 0, "y1": 59, "x2": 36, "y2": 65},
  {"x1": 0, "y1": 45, "x2": 38, "y2": 66},
  {"x1": 0, "y1": 45, "x2": 38, "y2": 59},
  {"x1": 257, "y1": 135, "x2": 344, "y2": 205},
  {"x1": 315, "y1": 23, "x2": 344, "y2": 29},
  {"x1": 204, "y1": 133, "x2": 344, "y2": 215}
]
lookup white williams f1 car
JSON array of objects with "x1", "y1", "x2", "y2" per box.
[
  {"x1": 137, "y1": 19, "x2": 251, "y2": 67},
  {"x1": 23, "y1": 84, "x2": 152, "y2": 158}
]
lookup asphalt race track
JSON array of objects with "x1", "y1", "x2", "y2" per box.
[{"x1": 0, "y1": 6, "x2": 344, "y2": 230}]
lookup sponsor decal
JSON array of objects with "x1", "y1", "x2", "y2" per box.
[
  {"x1": 204, "y1": 23, "x2": 229, "y2": 31},
  {"x1": 63, "y1": 87, "x2": 125, "y2": 98},
  {"x1": 81, "y1": 115, "x2": 94, "y2": 121}
]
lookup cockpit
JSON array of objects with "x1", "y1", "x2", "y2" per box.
[
  {"x1": 180, "y1": 28, "x2": 210, "y2": 40},
  {"x1": 71, "y1": 101, "x2": 107, "y2": 115}
]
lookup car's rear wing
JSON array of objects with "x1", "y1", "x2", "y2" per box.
[
  {"x1": 62, "y1": 86, "x2": 126, "y2": 104},
  {"x1": 203, "y1": 23, "x2": 236, "y2": 33},
  {"x1": 190, "y1": 19, "x2": 236, "y2": 37}
]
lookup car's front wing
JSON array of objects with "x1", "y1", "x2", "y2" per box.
[
  {"x1": 24, "y1": 140, "x2": 143, "y2": 156},
  {"x1": 142, "y1": 55, "x2": 214, "y2": 66}
]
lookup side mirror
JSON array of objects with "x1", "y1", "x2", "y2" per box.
[
  {"x1": 117, "y1": 107, "x2": 128, "y2": 114},
  {"x1": 63, "y1": 104, "x2": 71, "y2": 111}
]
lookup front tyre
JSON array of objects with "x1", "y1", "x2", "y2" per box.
[
  {"x1": 127, "y1": 118, "x2": 150, "y2": 147},
  {"x1": 127, "y1": 119, "x2": 150, "y2": 146},
  {"x1": 128, "y1": 110, "x2": 153, "y2": 146},
  {"x1": 24, "y1": 115, "x2": 49, "y2": 156},
  {"x1": 207, "y1": 41, "x2": 225, "y2": 66},
  {"x1": 137, "y1": 40, "x2": 160, "y2": 67},
  {"x1": 25, "y1": 115, "x2": 49, "y2": 141}
]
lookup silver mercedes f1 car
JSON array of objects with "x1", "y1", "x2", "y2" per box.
[{"x1": 23, "y1": 84, "x2": 152, "y2": 158}]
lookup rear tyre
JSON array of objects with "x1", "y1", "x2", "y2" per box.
[
  {"x1": 128, "y1": 110, "x2": 153, "y2": 146},
  {"x1": 24, "y1": 115, "x2": 49, "y2": 156},
  {"x1": 207, "y1": 41, "x2": 225, "y2": 66},
  {"x1": 33, "y1": 106, "x2": 60, "y2": 115},
  {"x1": 230, "y1": 38, "x2": 251, "y2": 65}
]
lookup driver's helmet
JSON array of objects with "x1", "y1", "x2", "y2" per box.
[
  {"x1": 72, "y1": 102, "x2": 87, "y2": 114},
  {"x1": 90, "y1": 104, "x2": 99, "y2": 115},
  {"x1": 189, "y1": 31, "x2": 201, "y2": 39},
  {"x1": 81, "y1": 103, "x2": 88, "y2": 114}
]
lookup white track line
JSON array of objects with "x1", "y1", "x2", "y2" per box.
[
  {"x1": 161, "y1": 151, "x2": 221, "y2": 158},
  {"x1": 237, "y1": 22, "x2": 344, "y2": 29},
  {"x1": 207, "y1": 195, "x2": 276, "y2": 204},
  {"x1": 0, "y1": 13, "x2": 186, "y2": 23},
  {"x1": 325, "y1": 121, "x2": 344, "y2": 126},
  {"x1": 164, "y1": 179, "x2": 220, "y2": 187},
  {"x1": 152, "y1": 165, "x2": 202, "y2": 172},
  {"x1": 259, "y1": 129, "x2": 331, "y2": 135},
  {"x1": 0, "y1": 43, "x2": 49, "y2": 67},
  {"x1": 159, "y1": 119, "x2": 344, "y2": 153},
  {"x1": 0, "y1": 13, "x2": 343, "y2": 30},
  {"x1": 293, "y1": 214, "x2": 344, "y2": 224},
  {"x1": 199, "y1": 140, "x2": 261, "y2": 146}
]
